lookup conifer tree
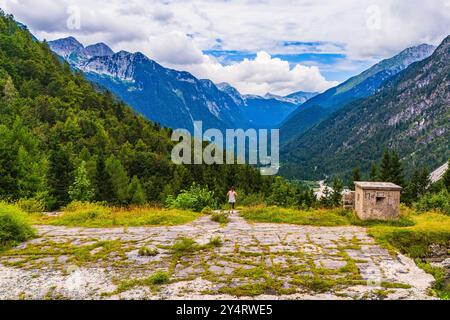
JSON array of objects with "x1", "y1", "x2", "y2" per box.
[
  {"x1": 369, "y1": 162, "x2": 378, "y2": 181},
  {"x1": 331, "y1": 178, "x2": 343, "y2": 207},
  {"x1": 404, "y1": 167, "x2": 430, "y2": 204},
  {"x1": 128, "y1": 176, "x2": 146, "y2": 205},
  {"x1": 95, "y1": 154, "x2": 113, "y2": 202},
  {"x1": 69, "y1": 161, "x2": 94, "y2": 202},
  {"x1": 390, "y1": 152, "x2": 405, "y2": 187},
  {"x1": 48, "y1": 145, "x2": 74, "y2": 208},
  {"x1": 351, "y1": 167, "x2": 361, "y2": 190},
  {"x1": 379, "y1": 150, "x2": 392, "y2": 182},
  {"x1": 105, "y1": 156, "x2": 129, "y2": 204}
]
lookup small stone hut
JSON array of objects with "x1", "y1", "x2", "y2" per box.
[{"x1": 354, "y1": 182, "x2": 402, "y2": 221}]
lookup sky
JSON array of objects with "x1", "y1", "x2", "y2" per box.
[{"x1": 1, "y1": 0, "x2": 449, "y2": 95}]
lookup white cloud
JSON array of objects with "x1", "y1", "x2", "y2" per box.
[
  {"x1": 148, "y1": 32, "x2": 204, "y2": 65},
  {"x1": 163, "y1": 50, "x2": 338, "y2": 95},
  {"x1": 3, "y1": 0, "x2": 449, "y2": 94},
  {"x1": 146, "y1": 33, "x2": 338, "y2": 95}
]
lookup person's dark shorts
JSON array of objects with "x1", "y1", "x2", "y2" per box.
[{"x1": 229, "y1": 202, "x2": 235, "y2": 209}]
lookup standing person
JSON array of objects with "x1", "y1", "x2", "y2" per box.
[{"x1": 227, "y1": 187, "x2": 238, "y2": 214}]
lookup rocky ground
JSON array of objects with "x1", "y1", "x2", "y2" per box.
[{"x1": 0, "y1": 213, "x2": 436, "y2": 300}]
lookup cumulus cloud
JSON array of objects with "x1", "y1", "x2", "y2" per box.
[
  {"x1": 147, "y1": 32, "x2": 204, "y2": 65},
  {"x1": 3, "y1": 0, "x2": 449, "y2": 94},
  {"x1": 160, "y1": 48, "x2": 338, "y2": 95}
]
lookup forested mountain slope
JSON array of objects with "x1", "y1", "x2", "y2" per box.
[
  {"x1": 0, "y1": 12, "x2": 269, "y2": 208},
  {"x1": 281, "y1": 36, "x2": 449, "y2": 180},
  {"x1": 280, "y1": 44, "x2": 435, "y2": 143}
]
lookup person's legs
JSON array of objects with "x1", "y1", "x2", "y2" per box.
[{"x1": 230, "y1": 202, "x2": 235, "y2": 214}]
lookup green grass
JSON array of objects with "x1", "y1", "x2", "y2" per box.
[
  {"x1": 30, "y1": 202, "x2": 201, "y2": 227},
  {"x1": 169, "y1": 237, "x2": 200, "y2": 254},
  {"x1": 240, "y1": 205, "x2": 415, "y2": 228},
  {"x1": 114, "y1": 270, "x2": 170, "y2": 294},
  {"x1": 166, "y1": 236, "x2": 224, "y2": 256},
  {"x1": 208, "y1": 236, "x2": 223, "y2": 247},
  {"x1": 415, "y1": 260, "x2": 449, "y2": 300},
  {"x1": 211, "y1": 212, "x2": 230, "y2": 224},
  {"x1": 240, "y1": 206, "x2": 352, "y2": 226},
  {"x1": 0, "y1": 202, "x2": 36, "y2": 251},
  {"x1": 367, "y1": 212, "x2": 450, "y2": 258},
  {"x1": 138, "y1": 246, "x2": 159, "y2": 257}
]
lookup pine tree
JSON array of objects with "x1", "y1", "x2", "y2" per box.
[
  {"x1": 351, "y1": 167, "x2": 361, "y2": 190},
  {"x1": 331, "y1": 178, "x2": 343, "y2": 207},
  {"x1": 379, "y1": 150, "x2": 392, "y2": 182},
  {"x1": 69, "y1": 161, "x2": 94, "y2": 202},
  {"x1": 128, "y1": 176, "x2": 146, "y2": 205},
  {"x1": 369, "y1": 162, "x2": 378, "y2": 181},
  {"x1": 320, "y1": 186, "x2": 333, "y2": 208},
  {"x1": 95, "y1": 154, "x2": 113, "y2": 202},
  {"x1": 390, "y1": 152, "x2": 405, "y2": 187},
  {"x1": 48, "y1": 145, "x2": 74, "y2": 208},
  {"x1": 105, "y1": 156, "x2": 129, "y2": 204},
  {"x1": 379, "y1": 150, "x2": 404, "y2": 186},
  {"x1": 404, "y1": 167, "x2": 430, "y2": 204}
]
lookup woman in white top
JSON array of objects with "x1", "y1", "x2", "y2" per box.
[{"x1": 227, "y1": 187, "x2": 238, "y2": 213}]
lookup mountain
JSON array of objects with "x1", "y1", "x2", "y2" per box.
[
  {"x1": 265, "y1": 91, "x2": 318, "y2": 105},
  {"x1": 48, "y1": 38, "x2": 248, "y2": 132},
  {"x1": 0, "y1": 13, "x2": 268, "y2": 207},
  {"x1": 217, "y1": 83, "x2": 317, "y2": 128},
  {"x1": 280, "y1": 44, "x2": 436, "y2": 143},
  {"x1": 280, "y1": 36, "x2": 450, "y2": 180}
]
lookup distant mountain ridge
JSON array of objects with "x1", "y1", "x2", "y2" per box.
[
  {"x1": 48, "y1": 37, "x2": 250, "y2": 132},
  {"x1": 280, "y1": 36, "x2": 449, "y2": 180},
  {"x1": 49, "y1": 37, "x2": 316, "y2": 131},
  {"x1": 280, "y1": 43, "x2": 436, "y2": 143},
  {"x1": 217, "y1": 82, "x2": 317, "y2": 128}
]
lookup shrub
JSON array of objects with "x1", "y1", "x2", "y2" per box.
[
  {"x1": 266, "y1": 177, "x2": 315, "y2": 208},
  {"x1": 146, "y1": 270, "x2": 170, "y2": 285},
  {"x1": 208, "y1": 236, "x2": 223, "y2": 247},
  {"x1": 415, "y1": 189, "x2": 450, "y2": 215},
  {"x1": 15, "y1": 198, "x2": 46, "y2": 213},
  {"x1": 237, "y1": 192, "x2": 265, "y2": 207},
  {"x1": 211, "y1": 212, "x2": 230, "y2": 224},
  {"x1": 166, "y1": 184, "x2": 217, "y2": 212},
  {"x1": 55, "y1": 202, "x2": 112, "y2": 225},
  {"x1": 201, "y1": 206, "x2": 214, "y2": 215},
  {"x1": 0, "y1": 202, "x2": 35, "y2": 249},
  {"x1": 31, "y1": 204, "x2": 200, "y2": 228},
  {"x1": 138, "y1": 246, "x2": 159, "y2": 257},
  {"x1": 170, "y1": 237, "x2": 199, "y2": 254}
]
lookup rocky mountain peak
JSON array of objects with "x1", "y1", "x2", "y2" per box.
[{"x1": 84, "y1": 43, "x2": 114, "y2": 57}]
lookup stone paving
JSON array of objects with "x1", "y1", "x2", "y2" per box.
[{"x1": 0, "y1": 213, "x2": 436, "y2": 300}]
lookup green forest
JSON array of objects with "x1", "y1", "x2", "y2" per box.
[{"x1": 0, "y1": 12, "x2": 272, "y2": 210}]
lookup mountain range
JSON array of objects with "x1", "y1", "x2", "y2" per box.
[
  {"x1": 216, "y1": 82, "x2": 317, "y2": 128},
  {"x1": 48, "y1": 37, "x2": 314, "y2": 132},
  {"x1": 280, "y1": 43, "x2": 436, "y2": 143},
  {"x1": 47, "y1": 34, "x2": 448, "y2": 182},
  {"x1": 281, "y1": 36, "x2": 449, "y2": 180}
]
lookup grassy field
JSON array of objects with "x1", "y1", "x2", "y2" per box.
[
  {"x1": 240, "y1": 205, "x2": 415, "y2": 227},
  {"x1": 241, "y1": 206, "x2": 351, "y2": 226},
  {"x1": 30, "y1": 202, "x2": 201, "y2": 227}
]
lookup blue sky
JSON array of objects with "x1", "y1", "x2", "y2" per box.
[{"x1": 2, "y1": 0, "x2": 449, "y2": 95}]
